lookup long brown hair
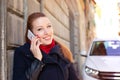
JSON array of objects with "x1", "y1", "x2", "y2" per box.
[
  {"x1": 25, "y1": 12, "x2": 74, "y2": 63},
  {"x1": 56, "y1": 41, "x2": 74, "y2": 63}
]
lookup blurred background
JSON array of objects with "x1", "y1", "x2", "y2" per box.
[{"x1": 0, "y1": 0, "x2": 120, "y2": 80}]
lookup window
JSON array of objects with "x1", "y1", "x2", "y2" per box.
[{"x1": 90, "y1": 40, "x2": 120, "y2": 56}]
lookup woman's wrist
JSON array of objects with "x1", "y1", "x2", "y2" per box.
[{"x1": 34, "y1": 55, "x2": 42, "y2": 61}]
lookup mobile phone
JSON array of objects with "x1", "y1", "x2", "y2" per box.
[{"x1": 27, "y1": 29, "x2": 35, "y2": 40}]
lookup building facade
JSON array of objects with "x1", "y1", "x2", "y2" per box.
[{"x1": 0, "y1": 0, "x2": 96, "y2": 80}]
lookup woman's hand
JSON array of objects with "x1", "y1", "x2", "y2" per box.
[{"x1": 30, "y1": 36, "x2": 43, "y2": 61}]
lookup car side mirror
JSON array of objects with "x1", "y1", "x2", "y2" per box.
[{"x1": 80, "y1": 51, "x2": 87, "y2": 57}]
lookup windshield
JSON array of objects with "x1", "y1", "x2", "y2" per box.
[{"x1": 90, "y1": 40, "x2": 120, "y2": 56}]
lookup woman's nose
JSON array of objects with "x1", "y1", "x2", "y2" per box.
[{"x1": 44, "y1": 29, "x2": 49, "y2": 34}]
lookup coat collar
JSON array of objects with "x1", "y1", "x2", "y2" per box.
[
  {"x1": 20, "y1": 43, "x2": 62, "y2": 57},
  {"x1": 19, "y1": 43, "x2": 34, "y2": 59},
  {"x1": 41, "y1": 44, "x2": 65, "y2": 64},
  {"x1": 19, "y1": 42, "x2": 69, "y2": 63}
]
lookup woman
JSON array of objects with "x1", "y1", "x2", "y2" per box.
[{"x1": 13, "y1": 12, "x2": 80, "y2": 80}]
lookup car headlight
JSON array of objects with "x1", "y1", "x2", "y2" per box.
[{"x1": 85, "y1": 66, "x2": 99, "y2": 79}]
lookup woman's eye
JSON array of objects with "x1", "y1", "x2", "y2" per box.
[
  {"x1": 47, "y1": 25, "x2": 51, "y2": 28},
  {"x1": 37, "y1": 28, "x2": 42, "y2": 31}
]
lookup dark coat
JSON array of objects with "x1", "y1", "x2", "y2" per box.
[{"x1": 13, "y1": 43, "x2": 79, "y2": 80}]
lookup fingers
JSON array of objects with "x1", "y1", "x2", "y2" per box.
[
  {"x1": 30, "y1": 36, "x2": 43, "y2": 61},
  {"x1": 30, "y1": 36, "x2": 40, "y2": 51},
  {"x1": 31, "y1": 36, "x2": 40, "y2": 45},
  {"x1": 36, "y1": 40, "x2": 41, "y2": 47}
]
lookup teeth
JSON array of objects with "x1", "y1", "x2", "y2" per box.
[{"x1": 44, "y1": 37, "x2": 50, "y2": 40}]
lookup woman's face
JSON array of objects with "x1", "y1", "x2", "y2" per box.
[{"x1": 31, "y1": 17, "x2": 54, "y2": 45}]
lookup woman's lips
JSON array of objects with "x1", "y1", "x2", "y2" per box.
[{"x1": 44, "y1": 36, "x2": 51, "y2": 40}]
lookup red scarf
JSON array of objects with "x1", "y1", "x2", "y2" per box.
[{"x1": 40, "y1": 39, "x2": 55, "y2": 54}]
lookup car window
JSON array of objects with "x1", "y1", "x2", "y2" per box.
[{"x1": 90, "y1": 40, "x2": 120, "y2": 56}]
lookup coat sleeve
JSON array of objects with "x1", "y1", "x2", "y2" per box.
[
  {"x1": 13, "y1": 48, "x2": 45, "y2": 80},
  {"x1": 68, "y1": 63, "x2": 82, "y2": 80},
  {"x1": 25, "y1": 59, "x2": 45, "y2": 80},
  {"x1": 13, "y1": 48, "x2": 28, "y2": 80}
]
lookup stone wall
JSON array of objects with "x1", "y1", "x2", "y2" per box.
[
  {"x1": 6, "y1": 0, "x2": 82, "y2": 80},
  {"x1": 0, "y1": 0, "x2": 93, "y2": 80},
  {"x1": 44, "y1": 0, "x2": 70, "y2": 47}
]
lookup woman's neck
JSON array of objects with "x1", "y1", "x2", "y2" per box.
[{"x1": 39, "y1": 39, "x2": 55, "y2": 54}]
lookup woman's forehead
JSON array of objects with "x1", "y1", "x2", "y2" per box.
[{"x1": 32, "y1": 17, "x2": 51, "y2": 27}]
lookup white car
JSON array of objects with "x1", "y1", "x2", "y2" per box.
[{"x1": 82, "y1": 38, "x2": 120, "y2": 80}]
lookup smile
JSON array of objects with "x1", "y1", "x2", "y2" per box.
[{"x1": 44, "y1": 36, "x2": 51, "y2": 40}]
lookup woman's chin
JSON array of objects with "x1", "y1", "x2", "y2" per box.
[{"x1": 42, "y1": 41, "x2": 52, "y2": 45}]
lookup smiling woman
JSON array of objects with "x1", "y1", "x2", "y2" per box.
[{"x1": 12, "y1": 12, "x2": 80, "y2": 80}]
